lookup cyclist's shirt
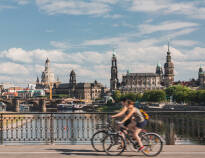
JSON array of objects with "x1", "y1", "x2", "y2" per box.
[{"x1": 130, "y1": 107, "x2": 145, "y2": 123}]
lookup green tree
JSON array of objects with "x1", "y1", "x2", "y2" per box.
[
  {"x1": 124, "y1": 92, "x2": 137, "y2": 101},
  {"x1": 141, "y1": 90, "x2": 166, "y2": 102},
  {"x1": 196, "y1": 90, "x2": 205, "y2": 104},
  {"x1": 165, "y1": 85, "x2": 192, "y2": 103},
  {"x1": 112, "y1": 90, "x2": 122, "y2": 103}
]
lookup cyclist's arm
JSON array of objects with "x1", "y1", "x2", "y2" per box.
[
  {"x1": 120, "y1": 109, "x2": 135, "y2": 123},
  {"x1": 112, "y1": 106, "x2": 127, "y2": 118}
]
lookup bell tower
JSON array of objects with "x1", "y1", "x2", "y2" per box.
[
  {"x1": 110, "y1": 50, "x2": 119, "y2": 92},
  {"x1": 164, "y1": 41, "x2": 174, "y2": 87}
]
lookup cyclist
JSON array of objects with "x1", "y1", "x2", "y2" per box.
[
  {"x1": 111, "y1": 97, "x2": 130, "y2": 128},
  {"x1": 117, "y1": 100, "x2": 147, "y2": 151}
]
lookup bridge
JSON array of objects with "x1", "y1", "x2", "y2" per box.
[
  {"x1": 0, "y1": 98, "x2": 63, "y2": 112},
  {"x1": 0, "y1": 144, "x2": 204, "y2": 158},
  {"x1": 0, "y1": 112, "x2": 204, "y2": 157}
]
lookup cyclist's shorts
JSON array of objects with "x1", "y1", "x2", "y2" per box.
[
  {"x1": 136, "y1": 120, "x2": 147, "y2": 128},
  {"x1": 123, "y1": 119, "x2": 131, "y2": 126}
]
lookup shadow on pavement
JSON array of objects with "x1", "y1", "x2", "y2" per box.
[{"x1": 47, "y1": 148, "x2": 144, "y2": 157}]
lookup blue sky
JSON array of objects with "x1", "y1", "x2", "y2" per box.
[{"x1": 0, "y1": 0, "x2": 205, "y2": 87}]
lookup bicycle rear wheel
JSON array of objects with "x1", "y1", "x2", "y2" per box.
[
  {"x1": 91, "y1": 130, "x2": 108, "y2": 152},
  {"x1": 103, "y1": 134, "x2": 125, "y2": 156},
  {"x1": 141, "y1": 133, "x2": 163, "y2": 157}
]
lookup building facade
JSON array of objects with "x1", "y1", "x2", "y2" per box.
[
  {"x1": 110, "y1": 44, "x2": 174, "y2": 93},
  {"x1": 53, "y1": 70, "x2": 106, "y2": 100},
  {"x1": 120, "y1": 72, "x2": 162, "y2": 93}
]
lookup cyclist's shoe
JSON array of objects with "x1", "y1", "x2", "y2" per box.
[{"x1": 138, "y1": 146, "x2": 145, "y2": 152}]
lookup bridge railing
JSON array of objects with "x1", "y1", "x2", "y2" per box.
[{"x1": 0, "y1": 112, "x2": 204, "y2": 145}]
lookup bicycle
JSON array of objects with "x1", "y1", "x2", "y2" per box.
[
  {"x1": 103, "y1": 121, "x2": 163, "y2": 157},
  {"x1": 91, "y1": 116, "x2": 147, "y2": 152},
  {"x1": 90, "y1": 117, "x2": 115, "y2": 152}
]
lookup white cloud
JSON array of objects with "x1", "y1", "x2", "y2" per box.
[
  {"x1": 83, "y1": 36, "x2": 126, "y2": 46},
  {"x1": 1, "y1": 48, "x2": 33, "y2": 63},
  {"x1": 138, "y1": 21, "x2": 199, "y2": 34},
  {"x1": 35, "y1": 0, "x2": 117, "y2": 17},
  {"x1": 172, "y1": 40, "x2": 198, "y2": 47},
  {"x1": 130, "y1": 0, "x2": 168, "y2": 12},
  {"x1": 15, "y1": 0, "x2": 31, "y2": 5},
  {"x1": 129, "y1": 0, "x2": 205, "y2": 19},
  {"x1": 50, "y1": 41, "x2": 70, "y2": 49},
  {"x1": 0, "y1": 62, "x2": 29, "y2": 75}
]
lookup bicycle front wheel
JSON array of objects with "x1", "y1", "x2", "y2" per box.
[
  {"x1": 91, "y1": 130, "x2": 108, "y2": 152},
  {"x1": 141, "y1": 133, "x2": 163, "y2": 157},
  {"x1": 103, "y1": 134, "x2": 125, "y2": 156}
]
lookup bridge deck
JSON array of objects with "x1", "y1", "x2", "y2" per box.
[{"x1": 0, "y1": 144, "x2": 204, "y2": 158}]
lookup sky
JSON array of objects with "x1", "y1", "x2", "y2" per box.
[{"x1": 0, "y1": 0, "x2": 205, "y2": 87}]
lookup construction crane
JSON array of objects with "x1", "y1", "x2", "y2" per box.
[{"x1": 49, "y1": 82, "x2": 53, "y2": 100}]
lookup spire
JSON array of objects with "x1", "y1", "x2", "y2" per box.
[
  {"x1": 167, "y1": 37, "x2": 171, "y2": 52},
  {"x1": 199, "y1": 64, "x2": 203, "y2": 73},
  {"x1": 112, "y1": 48, "x2": 117, "y2": 57},
  {"x1": 127, "y1": 69, "x2": 130, "y2": 74},
  {"x1": 168, "y1": 40, "x2": 170, "y2": 52},
  {"x1": 36, "y1": 76, "x2": 39, "y2": 83}
]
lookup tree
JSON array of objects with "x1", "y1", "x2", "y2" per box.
[
  {"x1": 124, "y1": 92, "x2": 137, "y2": 101},
  {"x1": 112, "y1": 90, "x2": 121, "y2": 103},
  {"x1": 142, "y1": 90, "x2": 166, "y2": 102},
  {"x1": 165, "y1": 85, "x2": 192, "y2": 103}
]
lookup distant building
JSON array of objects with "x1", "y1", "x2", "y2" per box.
[
  {"x1": 110, "y1": 52, "x2": 119, "y2": 92},
  {"x1": 36, "y1": 58, "x2": 59, "y2": 89},
  {"x1": 163, "y1": 43, "x2": 174, "y2": 87},
  {"x1": 110, "y1": 43, "x2": 174, "y2": 93},
  {"x1": 198, "y1": 65, "x2": 205, "y2": 88},
  {"x1": 120, "y1": 72, "x2": 162, "y2": 93},
  {"x1": 53, "y1": 70, "x2": 106, "y2": 100}
]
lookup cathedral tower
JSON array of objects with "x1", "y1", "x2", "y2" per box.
[
  {"x1": 164, "y1": 42, "x2": 174, "y2": 87},
  {"x1": 110, "y1": 51, "x2": 119, "y2": 92}
]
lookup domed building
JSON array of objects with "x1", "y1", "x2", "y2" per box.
[{"x1": 36, "y1": 58, "x2": 57, "y2": 89}]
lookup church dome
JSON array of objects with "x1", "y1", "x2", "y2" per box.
[{"x1": 157, "y1": 63, "x2": 162, "y2": 67}]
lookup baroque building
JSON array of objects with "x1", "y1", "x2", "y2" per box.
[
  {"x1": 53, "y1": 70, "x2": 106, "y2": 100},
  {"x1": 36, "y1": 58, "x2": 57, "y2": 89},
  {"x1": 110, "y1": 44, "x2": 174, "y2": 93}
]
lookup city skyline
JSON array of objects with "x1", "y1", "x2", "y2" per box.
[{"x1": 0, "y1": 0, "x2": 205, "y2": 86}]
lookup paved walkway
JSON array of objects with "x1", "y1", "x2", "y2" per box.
[{"x1": 0, "y1": 144, "x2": 204, "y2": 158}]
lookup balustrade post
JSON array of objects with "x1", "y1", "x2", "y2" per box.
[
  {"x1": 39, "y1": 99, "x2": 47, "y2": 112},
  {"x1": 0, "y1": 114, "x2": 3, "y2": 144},
  {"x1": 15, "y1": 99, "x2": 20, "y2": 112},
  {"x1": 165, "y1": 119, "x2": 175, "y2": 145},
  {"x1": 50, "y1": 113, "x2": 54, "y2": 144}
]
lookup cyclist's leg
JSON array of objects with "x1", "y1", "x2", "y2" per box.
[{"x1": 133, "y1": 127, "x2": 143, "y2": 148}]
